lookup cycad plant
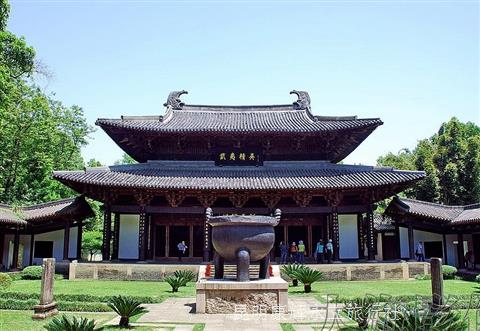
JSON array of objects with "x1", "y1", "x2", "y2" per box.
[
  {"x1": 174, "y1": 270, "x2": 196, "y2": 286},
  {"x1": 294, "y1": 267, "x2": 323, "y2": 293},
  {"x1": 107, "y1": 295, "x2": 147, "y2": 328},
  {"x1": 342, "y1": 296, "x2": 376, "y2": 329},
  {"x1": 378, "y1": 306, "x2": 468, "y2": 331},
  {"x1": 43, "y1": 315, "x2": 101, "y2": 331},
  {"x1": 165, "y1": 275, "x2": 185, "y2": 292},
  {"x1": 281, "y1": 264, "x2": 308, "y2": 287}
]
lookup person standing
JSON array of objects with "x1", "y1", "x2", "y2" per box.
[
  {"x1": 326, "y1": 239, "x2": 334, "y2": 264},
  {"x1": 290, "y1": 242, "x2": 298, "y2": 263},
  {"x1": 279, "y1": 241, "x2": 288, "y2": 264},
  {"x1": 297, "y1": 240, "x2": 306, "y2": 264},
  {"x1": 316, "y1": 239, "x2": 324, "y2": 264},
  {"x1": 416, "y1": 242, "x2": 424, "y2": 262},
  {"x1": 177, "y1": 241, "x2": 187, "y2": 261}
]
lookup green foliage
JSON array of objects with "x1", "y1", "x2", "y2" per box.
[
  {"x1": 475, "y1": 274, "x2": 480, "y2": 283},
  {"x1": 414, "y1": 274, "x2": 431, "y2": 281},
  {"x1": 377, "y1": 117, "x2": 480, "y2": 205},
  {"x1": 164, "y1": 275, "x2": 185, "y2": 293},
  {"x1": 442, "y1": 265, "x2": 457, "y2": 280},
  {"x1": 292, "y1": 267, "x2": 323, "y2": 293},
  {"x1": 281, "y1": 263, "x2": 308, "y2": 281},
  {"x1": 173, "y1": 270, "x2": 196, "y2": 286},
  {"x1": 378, "y1": 307, "x2": 468, "y2": 331},
  {"x1": 342, "y1": 296, "x2": 377, "y2": 329},
  {"x1": 107, "y1": 295, "x2": 147, "y2": 328},
  {"x1": 114, "y1": 153, "x2": 137, "y2": 165},
  {"x1": 21, "y1": 265, "x2": 42, "y2": 280},
  {"x1": 82, "y1": 230, "x2": 103, "y2": 260},
  {"x1": 0, "y1": 272, "x2": 12, "y2": 290},
  {"x1": 0, "y1": 291, "x2": 159, "y2": 304},
  {"x1": 0, "y1": 0, "x2": 10, "y2": 31},
  {"x1": 43, "y1": 315, "x2": 102, "y2": 331}
]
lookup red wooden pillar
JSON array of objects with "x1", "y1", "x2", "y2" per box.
[
  {"x1": 138, "y1": 212, "x2": 147, "y2": 261},
  {"x1": 332, "y1": 211, "x2": 340, "y2": 261},
  {"x1": 76, "y1": 220, "x2": 83, "y2": 260},
  {"x1": 366, "y1": 206, "x2": 375, "y2": 261},
  {"x1": 111, "y1": 214, "x2": 120, "y2": 260}
]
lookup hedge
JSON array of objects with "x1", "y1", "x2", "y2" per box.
[
  {"x1": 0, "y1": 298, "x2": 110, "y2": 312},
  {"x1": 0, "y1": 291, "x2": 162, "y2": 303}
]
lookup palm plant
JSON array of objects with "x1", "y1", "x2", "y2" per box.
[
  {"x1": 281, "y1": 264, "x2": 308, "y2": 287},
  {"x1": 107, "y1": 295, "x2": 147, "y2": 328},
  {"x1": 342, "y1": 296, "x2": 376, "y2": 329},
  {"x1": 174, "y1": 270, "x2": 196, "y2": 286},
  {"x1": 378, "y1": 306, "x2": 468, "y2": 331},
  {"x1": 43, "y1": 315, "x2": 101, "y2": 331},
  {"x1": 294, "y1": 267, "x2": 323, "y2": 293},
  {"x1": 165, "y1": 275, "x2": 185, "y2": 292}
]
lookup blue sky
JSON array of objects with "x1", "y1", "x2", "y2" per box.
[{"x1": 8, "y1": 0, "x2": 480, "y2": 167}]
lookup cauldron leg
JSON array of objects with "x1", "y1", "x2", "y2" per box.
[
  {"x1": 237, "y1": 249, "x2": 250, "y2": 282},
  {"x1": 259, "y1": 255, "x2": 270, "y2": 279},
  {"x1": 214, "y1": 252, "x2": 224, "y2": 279}
]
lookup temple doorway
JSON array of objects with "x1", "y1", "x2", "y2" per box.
[
  {"x1": 288, "y1": 225, "x2": 308, "y2": 254},
  {"x1": 169, "y1": 226, "x2": 189, "y2": 258}
]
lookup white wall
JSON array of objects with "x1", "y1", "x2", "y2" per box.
[
  {"x1": 339, "y1": 214, "x2": 358, "y2": 259},
  {"x1": 118, "y1": 214, "x2": 139, "y2": 259},
  {"x1": 399, "y1": 227, "x2": 409, "y2": 258},
  {"x1": 445, "y1": 234, "x2": 458, "y2": 266}
]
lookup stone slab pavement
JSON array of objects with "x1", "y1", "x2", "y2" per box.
[{"x1": 119, "y1": 296, "x2": 348, "y2": 331}]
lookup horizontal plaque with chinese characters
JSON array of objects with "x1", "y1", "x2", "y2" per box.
[{"x1": 213, "y1": 149, "x2": 263, "y2": 166}]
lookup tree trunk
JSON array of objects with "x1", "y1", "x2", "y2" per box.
[
  {"x1": 292, "y1": 279, "x2": 298, "y2": 287},
  {"x1": 304, "y1": 284, "x2": 311, "y2": 293},
  {"x1": 119, "y1": 316, "x2": 129, "y2": 328}
]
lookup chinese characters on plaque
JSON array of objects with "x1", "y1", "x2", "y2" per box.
[{"x1": 214, "y1": 149, "x2": 263, "y2": 166}]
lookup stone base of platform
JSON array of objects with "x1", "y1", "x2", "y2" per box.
[
  {"x1": 196, "y1": 265, "x2": 288, "y2": 314},
  {"x1": 32, "y1": 302, "x2": 59, "y2": 319}
]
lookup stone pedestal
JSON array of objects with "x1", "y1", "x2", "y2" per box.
[
  {"x1": 32, "y1": 258, "x2": 58, "y2": 319},
  {"x1": 196, "y1": 265, "x2": 288, "y2": 314}
]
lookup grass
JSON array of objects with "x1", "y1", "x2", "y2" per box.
[
  {"x1": 6, "y1": 279, "x2": 195, "y2": 301},
  {"x1": 287, "y1": 279, "x2": 478, "y2": 299},
  {"x1": 0, "y1": 310, "x2": 115, "y2": 331}
]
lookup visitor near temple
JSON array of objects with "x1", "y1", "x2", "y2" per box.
[
  {"x1": 290, "y1": 242, "x2": 298, "y2": 263},
  {"x1": 316, "y1": 239, "x2": 324, "y2": 264},
  {"x1": 279, "y1": 241, "x2": 288, "y2": 264},
  {"x1": 326, "y1": 239, "x2": 334, "y2": 264},
  {"x1": 177, "y1": 241, "x2": 188, "y2": 261},
  {"x1": 297, "y1": 240, "x2": 306, "y2": 264}
]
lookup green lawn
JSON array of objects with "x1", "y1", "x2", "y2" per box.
[
  {"x1": 6, "y1": 279, "x2": 195, "y2": 300},
  {"x1": 0, "y1": 310, "x2": 115, "y2": 331},
  {"x1": 288, "y1": 279, "x2": 479, "y2": 299}
]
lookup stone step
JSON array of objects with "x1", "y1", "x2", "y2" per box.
[{"x1": 209, "y1": 264, "x2": 261, "y2": 279}]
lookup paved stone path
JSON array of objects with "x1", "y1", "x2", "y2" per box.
[{"x1": 103, "y1": 296, "x2": 348, "y2": 331}]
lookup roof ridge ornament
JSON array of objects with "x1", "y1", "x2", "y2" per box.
[
  {"x1": 290, "y1": 90, "x2": 311, "y2": 111},
  {"x1": 163, "y1": 90, "x2": 188, "y2": 110}
]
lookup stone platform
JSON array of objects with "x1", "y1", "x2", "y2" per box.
[{"x1": 196, "y1": 265, "x2": 288, "y2": 314}]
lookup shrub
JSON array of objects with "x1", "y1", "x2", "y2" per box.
[
  {"x1": 0, "y1": 292, "x2": 161, "y2": 304},
  {"x1": 414, "y1": 274, "x2": 431, "y2": 280},
  {"x1": 107, "y1": 295, "x2": 147, "y2": 328},
  {"x1": 293, "y1": 267, "x2": 323, "y2": 293},
  {"x1": 0, "y1": 273, "x2": 12, "y2": 290},
  {"x1": 174, "y1": 270, "x2": 196, "y2": 286},
  {"x1": 44, "y1": 315, "x2": 101, "y2": 331},
  {"x1": 442, "y1": 265, "x2": 458, "y2": 280},
  {"x1": 164, "y1": 275, "x2": 184, "y2": 293},
  {"x1": 0, "y1": 298, "x2": 110, "y2": 312},
  {"x1": 378, "y1": 306, "x2": 468, "y2": 331},
  {"x1": 21, "y1": 266, "x2": 43, "y2": 280},
  {"x1": 281, "y1": 264, "x2": 308, "y2": 287},
  {"x1": 343, "y1": 296, "x2": 376, "y2": 329}
]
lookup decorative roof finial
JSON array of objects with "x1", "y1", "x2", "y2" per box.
[
  {"x1": 164, "y1": 90, "x2": 188, "y2": 110},
  {"x1": 290, "y1": 90, "x2": 311, "y2": 111}
]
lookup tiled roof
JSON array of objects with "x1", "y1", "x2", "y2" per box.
[
  {"x1": 374, "y1": 214, "x2": 395, "y2": 232},
  {"x1": 53, "y1": 161, "x2": 425, "y2": 191},
  {"x1": 96, "y1": 106, "x2": 383, "y2": 133},
  {"x1": 388, "y1": 197, "x2": 480, "y2": 225},
  {"x1": 0, "y1": 196, "x2": 94, "y2": 227}
]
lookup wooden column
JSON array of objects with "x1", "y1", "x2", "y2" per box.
[
  {"x1": 165, "y1": 225, "x2": 170, "y2": 257},
  {"x1": 457, "y1": 233, "x2": 465, "y2": 269},
  {"x1": 76, "y1": 220, "x2": 83, "y2": 260},
  {"x1": 189, "y1": 224, "x2": 194, "y2": 258},
  {"x1": 284, "y1": 225, "x2": 288, "y2": 246},
  {"x1": 111, "y1": 214, "x2": 120, "y2": 260},
  {"x1": 307, "y1": 225, "x2": 313, "y2": 258},
  {"x1": 357, "y1": 214, "x2": 365, "y2": 260},
  {"x1": 332, "y1": 211, "x2": 340, "y2": 261},
  {"x1": 138, "y1": 212, "x2": 146, "y2": 261},
  {"x1": 394, "y1": 219, "x2": 401, "y2": 260},
  {"x1": 102, "y1": 205, "x2": 112, "y2": 261},
  {"x1": 147, "y1": 215, "x2": 154, "y2": 260},
  {"x1": 408, "y1": 222, "x2": 415, "y2": 261},
  {"x1": 63, "y1": 221, "x2": 70, "y2": 261},
  {"x1": 442, "y1": 233, "x2": 448, "y2": 265},
  {"x1": 12, "y1": 231, "x2": 20, "y2": 270},
  {"x1": 203, "y1": 220, "x2": 210, "y2": 262},
  {"x1": 29, "y1": 234, "x2": 34, "y2": 265},
  {"x1": 366, "y1": 207, "x2": 375, "y2": 261}
]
